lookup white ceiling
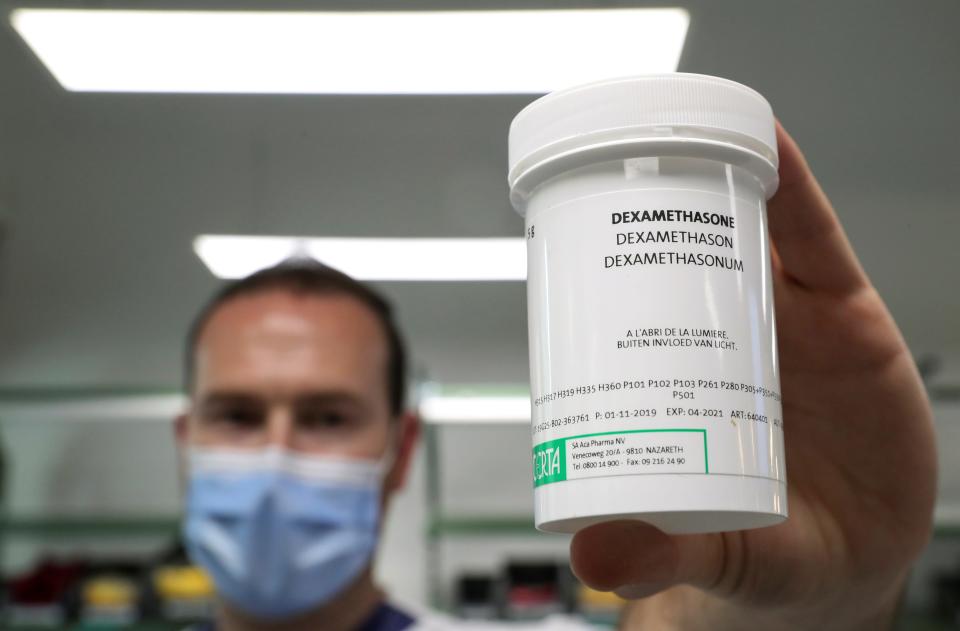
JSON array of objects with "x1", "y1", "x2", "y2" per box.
[{"x1": 0, "y1": 0, "x2": 958, "y2": 394}]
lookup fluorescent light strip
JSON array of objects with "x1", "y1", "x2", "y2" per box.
[
  {"x1": 419, "y1": 395, "x2": 530, "y2": 424},
  {"x1": 194, "y1": 235, "x2": 526, "y2": 281},
  {"x1": 11, "y1": 8, "x2": 688, "y2": 94},
  {"x1": 0, "y1": 395, "x2": 187, "y2": 423}
]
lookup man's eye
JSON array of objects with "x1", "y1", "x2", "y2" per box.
[
  {"x1": 298, "y1": 409, "x2": 349, "y2": 429},
  {"x1": 212, "y1": 407, "x2": 262, "y2": 429}
]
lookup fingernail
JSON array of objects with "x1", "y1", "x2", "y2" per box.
[{"x1": 613, "y1": 583, "x2": 660, "y2": 600}]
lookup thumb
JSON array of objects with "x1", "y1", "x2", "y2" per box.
[{"x1": 569, "y1": 520, "x2": 728, "y2": 600}]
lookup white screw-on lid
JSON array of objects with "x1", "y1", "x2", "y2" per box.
[{"x1": 508, "y1": 73, "x2": 779, "y2": 211}]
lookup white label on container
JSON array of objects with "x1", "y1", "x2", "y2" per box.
[{"x1": 527, "y1": 187, "x2": 785, "y2": 486}]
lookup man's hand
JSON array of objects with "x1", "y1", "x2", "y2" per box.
[{"x1": 569, "y1": 123, "x2": 938, "y2": 630}]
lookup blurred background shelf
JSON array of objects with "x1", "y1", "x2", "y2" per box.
[
  {"x1": 3, "y1": 513, "x2": 958, "y2": 540},
  {"x1": 427, "y1": 515, "x2": 960, "y2": 539},
  {"x1": 0, "y1": 516, "x2": 180, "y2": 538},
  {"x1": 428, "y1": 516, "x2": 537, "y2": 537}
]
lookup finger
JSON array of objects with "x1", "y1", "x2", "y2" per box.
[
  {"x1": 569, "y1": 520, "x2": 725, "y2": 600},
  {"x1": 767, "y1": 121, "x2": 869, "y2": 293}
]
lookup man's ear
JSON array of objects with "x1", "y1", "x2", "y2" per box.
[
  {"x1": 173, "y1": 411, "x2": 192, "y2": 493},
  {"x1": 174, "y1": 412, "x2": 190, "y2": 448},
  {"x1": 385, "y1": 411, "x2": 420, "y2": 493}
]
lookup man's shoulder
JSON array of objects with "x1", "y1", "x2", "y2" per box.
[
  {"x1": 181, "y1": 605, "x2": 605, "y2": 631},
  {"x1": 358, "y1": 600, "x2": 418, "y2": 631},
  {"x1": 411, "y1": 611, "x2": 605, "y2": 631},
  {"x1": 181, "y1": 602, "x2": 419, "y2": 631}
]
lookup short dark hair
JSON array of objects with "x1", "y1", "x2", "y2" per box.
[{"x1": 185, "y1": 260, "x2": 407, "y2": 415}]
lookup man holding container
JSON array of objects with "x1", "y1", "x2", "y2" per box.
[{"x1": 175, "y1": 123, "x2": 936, "y2": 630}]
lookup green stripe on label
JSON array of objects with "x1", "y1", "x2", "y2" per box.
[
  {"x1": 533, "y1": 429, "x2": 709, "y2": 487},
  {"x1": 532, "y1": 437, "x2": 567, "y2": 487}
]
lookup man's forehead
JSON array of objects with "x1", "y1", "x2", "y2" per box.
[{"x1": 197, "y1": 290, "x2": 388, "y2": 359}]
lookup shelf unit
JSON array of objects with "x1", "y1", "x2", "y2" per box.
[
  {"x1": 3, "y1": 385, "x2": 960, "y2": 628},
  {"x1": 0, "y1": 516, "x2": 180, "y2": 538},
  {"x1": 421, "y1": 398, "x2": 550, "y2": 611}
]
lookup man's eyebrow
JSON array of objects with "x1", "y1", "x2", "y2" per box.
[
  {"x1": 197, "y1": 392, "x2": 264, "y2": 407},
  {"x1": 295, "y1": 391, "x2": 368, "y2": 408},
  {"x1": 194, "y1": 390, "x2": 369, "y2": 409}
]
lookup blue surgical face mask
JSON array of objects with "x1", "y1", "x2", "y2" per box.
[{"x1": 182, "y1": 446, "x2": 390, "y2": 620}]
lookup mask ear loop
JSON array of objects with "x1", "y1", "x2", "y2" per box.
[
  {"x1": 376, "y1": 416, "x2": 409, "y2": 481},
  {"x1": 376, "y1": 426, "x2": 398, "y2": 478}
]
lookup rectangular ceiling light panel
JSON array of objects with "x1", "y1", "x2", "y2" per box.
[
  {"x1": 194, "y1": 235, "x2": 527, "y2": 281},
  {"x1": 419, "y1": 395, "x2": 531, "y2": 423},
  {"x1": 11, "y1": 8, "x2": 688, "y2": 93}
]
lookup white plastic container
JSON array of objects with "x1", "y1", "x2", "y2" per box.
[{"x1": 508, "y1": 74, "x2": 787, "y2": 534}]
